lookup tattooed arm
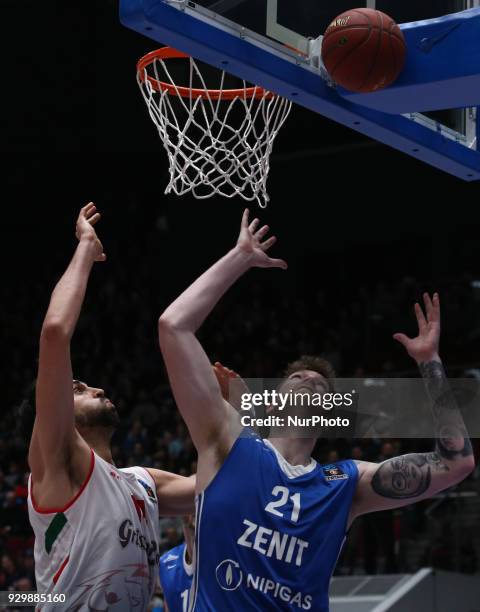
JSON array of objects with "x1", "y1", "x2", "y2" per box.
[{"x1": 350, "y1": 293, "x2": 475, "y2": 521}]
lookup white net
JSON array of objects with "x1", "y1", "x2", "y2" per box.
[{"x1": 137, "y1": 50, "x2": 292, "y2": 207}]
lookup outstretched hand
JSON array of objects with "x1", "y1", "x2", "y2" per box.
[
  {"x1": 393, "y1": 293, "x2": 440, "y2": 363},
  {"x1": 236, "y1": 209, "x2": 287, "y2": 270},
  {"x1": 75, "y1": 202, "x2": 106, "y2": 262},
  {"x1": 213, "y1": 361, "x2": 250, "y2": 406}
]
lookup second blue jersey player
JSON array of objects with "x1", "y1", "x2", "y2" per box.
[{"x1": 159, "y1": 516, "x2": 194, "y2": 612}]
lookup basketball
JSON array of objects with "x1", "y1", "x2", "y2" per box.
[{"x1": 321, "y1": 8, "x2": 406, "y2": 93}]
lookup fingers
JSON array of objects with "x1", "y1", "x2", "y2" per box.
[
  {"x1": 257, "y1": 229, "x2": 287, "y2": 269},
  {"x1": 255, "y1": 225, "x2": 269, "y2": 241},
  {"x1": 420, "y1": 292, "x2": 440, "y2": 324},
  {"x1": 213, "y1": 362, "x2": 227, "y2": 376},
  {"x1": 249, "y1": 218, "x2": 260, "y2": 234},
  {"x1": 80, "y1": 203, "x2": 101, "y2": 224},
  {"x1": 214, "y1": 361, "x2": 238, "y2": 378},
  {"x1": 430, "y1": 292, "x2": 440, "y2": 322},
  {"x1": 261, "y1": 236, "x2": 276, "y2": 251},
  {"x1": 82, "y1": 201, "x2": 95, "y2": 212},
  {"x1": 85, "y1": 205, "x2": 100, "y2": 224},
  {"x1": 240, "y1": 210, "x2": 286, "y2": 270},
  {"x1": 423, "y1": 292, "x2": 434, "y2": 320},
  {"x1": 213, "y1": 362, "x2": 225, "y2": 375},
  {"x1": 260, "y1": 235, "x2": 287, "y2": 269},
  {"x1": 88, "y1": 212, "x2": 101, "y2": 226},
  {"x1": 393, "y1": 333, "x2": 411, "y2": 347},
  {"x1": 414, "y1": 302, "x2": 427, "y2": 331},
  {"x1": 267, "y1": 258, "x2": 288, "y2": 270},
  {"x1": 81, "y1": 202, "x2": 96, "y2": 217}
]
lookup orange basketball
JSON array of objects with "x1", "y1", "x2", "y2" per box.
[{"x1": 321, "y1": 8, "x2": 406, "y2": 93}]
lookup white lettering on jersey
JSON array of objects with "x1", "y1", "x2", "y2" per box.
[
  {"x1": 246, "y1": 573, "x2": 312, "y2": 609},
  {"x1": 237, "y1": 519, "x2": 309, "y2": 566},
  {"x1": 266, "y1": 530, "x2": 289, "y2": 561},
  {"x1": 236, "y1": 519, "x2": 256, "y2": 548}
]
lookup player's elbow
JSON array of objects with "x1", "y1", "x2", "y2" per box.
[
  {"x1": 158, "y1": 311, "x2": 184, "y2": 335},
  {"x1": 40, "y1": 319, "x2": 70, "y2": 344},
  {"x1": 451, "y1": 457, "x2": 476, "y2": 484},
  {"x1": 461, "y1": 456, "x2": 476, "y2": 477}
]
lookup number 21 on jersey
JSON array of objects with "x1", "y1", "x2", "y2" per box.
[{"x1": 265, "y1": 486, "x2": 301, "y2": 523}]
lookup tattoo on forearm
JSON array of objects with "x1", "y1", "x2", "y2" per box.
[
  {"x1": 371, "y1": 452, "x2": 449, "y2": 500},
  {"x1": 418, "y1": 360, "x2": 473, "y2": 461},
  {"x1": 369, "y1": 361, "x2": 473, "y2": 502}
]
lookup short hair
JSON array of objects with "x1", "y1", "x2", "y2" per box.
[
  {"x1": 16, "y1": 381, "x2": 36, "y2": 442},
  {"x1": 284, "y1": 356, "x2": 336, "y2": 391}
]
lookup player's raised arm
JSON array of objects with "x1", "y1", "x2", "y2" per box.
[
  {"x1": 158, "y1": 210, "x2": 286, "y2": 469},
  {"x1": 29, "y1": 204, "x2": 106, "y2": 503},
  {"x1": 351, "y1": 293, "x2": 475, "y2": 519}
]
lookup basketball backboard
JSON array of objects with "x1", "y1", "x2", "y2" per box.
[
  {"x1": 120, "y1": 0, "x2": 480, "y2": 180},
  {"x1": 176, "y1": 0, "x2": 471, "y2": 56}
]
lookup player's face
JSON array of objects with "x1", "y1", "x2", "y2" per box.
[
  {"x1": 280, "y1": 370, "x2": 329, "y2": 396},
  {"x1": 275, "y1": 370, "x2": 330, "y2": 422},
  {"x1": 73, "y1": 380, "x2": 120, "y2": 429}
]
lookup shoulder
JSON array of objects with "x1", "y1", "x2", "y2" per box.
[
  {"x1": 122, "y1": 465, "x2": 156, "y2": 485},
  {"x1": 160, "y1": 543, "x2": 184, "y2": 566},
  {"x1": 351, "y1": 459, "x2": 379, "y2": 481},
  {"x1": 322, "y1": 459, "x2": 359, "y2": 482}
]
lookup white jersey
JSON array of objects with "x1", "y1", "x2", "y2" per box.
[{"x1": 27, "y1": 450, "x2": 161, "y2": 611}]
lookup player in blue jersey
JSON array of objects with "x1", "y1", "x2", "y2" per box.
[
  {"x1": 158, "y1": 210, "x2": 475, "y2": 611},
  {"x1": 159, "y1": 516, "x2": 194, "y2": 612}
]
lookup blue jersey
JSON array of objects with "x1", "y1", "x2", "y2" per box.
[
  {"x1": 191, "y1": 433, "x2": 358, "y2": 611},
  {"x1": 159, "y1": 543, "x2": 193, "y2": 612}
]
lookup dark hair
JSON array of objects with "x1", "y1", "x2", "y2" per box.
[
  {"x1": 284, "y1": 355, "x2": 336, "y2": 391},
  {"x1": 16, "y1": 381, "x2": 36, "y2": 442}
]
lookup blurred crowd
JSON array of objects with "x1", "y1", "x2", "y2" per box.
[{"x1": 1, "y1": 200, "x2": 480, "y2": 599}]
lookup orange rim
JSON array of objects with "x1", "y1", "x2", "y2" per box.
[{"x1": 137, "y1": 47, "x2": 274, "y2": 100}]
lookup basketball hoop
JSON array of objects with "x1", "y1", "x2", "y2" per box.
[{"x1": 136, "y1": 48, "x2": 292, "y2": 207}]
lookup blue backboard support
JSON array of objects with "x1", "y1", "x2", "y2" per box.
[{"x1": 120, "y1": 0, "x2": 480, "y2": 181}]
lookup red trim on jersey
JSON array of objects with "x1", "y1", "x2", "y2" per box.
[
  {"x1": 30, "y1": 449, "x2": 95, "y2": 514},
  {"x1": 52, "y1": 555, "x2": 69, "y2": 584},
  {"x1": 143, "y1": 467, "x2": 158, "y2": 491}
]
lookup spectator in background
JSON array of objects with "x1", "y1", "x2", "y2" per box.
[
  {"x1": 1, "y1": 554, "x2": 19, "y2": 586},
  {"x1": 327, "y1": 449, "x2": 340, "y2": 464},
  {"x1": 123, "y1": 419, "x2": 150, "y2": 455},
  {"x1": 5, "y1": 462, "x2": 21, "y2": 488},
  {"x1": 15, "y1": 576, "x2": 33, "y2": 591},
  {"x1": 168, "y1": 425, "x2": 185, "y2": 460},
  {"x1": 0, "y1": 470, "x2": 11, "y2": 506},
  {"x1": 131, "y1": 390, "x2": 160, "y2": 430}
]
